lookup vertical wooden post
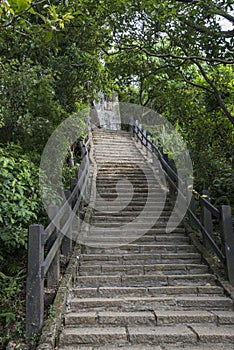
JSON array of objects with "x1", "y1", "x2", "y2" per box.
[
  {"x1": 70, "y1": 177, "x2": 77, "y2": 208},
  {"x1": 70, "y1": 177, "x2": 79, "y2": 241},
  {"x1": 26, "y1": 225, "x2": 44, "y2": 340},
  {"x1": 147, "y1": 135, "x2": 151, "y2": 158},
  {"x1": 188, "y1": 187, "x2": 196, "y2": 216},
  {"x1": 143, "y1": 129, "x2": 147, "y2": 148},
  {"x1": 139, "y1": 124, "x2": 142, "y2": 145},
  {"x1": 70, "y1": 177, "x2": 77, "y2": 192},
  {"x1": 62, "y1": 190, "x2": 72, "y2": 255},
  {"x1": 163, "y1": 153, "x2": 169, "y2": 163},
  {"x1": 200, "y1": 190, "x2": 213, "y2": 249},
  {"x1": 47, "y1": 205, "x2": 60, "y2": 288},
  {"x1": 135, "y1": 120, "x2": 139, "y2": 140},
  {"x1": 152, "y1": 139, "x2": 158, "y2": 167},
  {"x1": 129, "y1": 116, "x2": 134, "y2": 134},
  {"x1": 220, "y1": 205, "x2": 234, "y2": 286},
  {"x1": 159, "y1": 146, "x2": 164, "y2": 157},
  {"x1": 80, "y1": 141, "x2": 85, "y2": 158}
]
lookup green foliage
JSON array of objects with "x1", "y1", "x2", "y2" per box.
[
  {"x1": 0, "y1": 144, "x2": 43, "y2": 254},
  {"x1": 0, "y1": 60, "x2": 66, "y2": 151},
  {"x1": 0, "y1": 144, "x2": 46, "y2": 348},
  {"x1": 0, "y1": 0, "x2": 233, "y2": 346},
  {"x1": 0, "y1": 270, "x2": 26, "y2": 346}
]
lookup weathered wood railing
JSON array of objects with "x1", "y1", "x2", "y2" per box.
[
  {"x1": 26, "y1": 135, "x2": 90, "y2": 339},
  {"x1": 131, "y1": 119, "x2": 234, "y2": 286}
]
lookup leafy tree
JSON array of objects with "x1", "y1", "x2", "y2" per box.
[{"x1": 101, "y1": 0, "x2": 234, "y2": 125}]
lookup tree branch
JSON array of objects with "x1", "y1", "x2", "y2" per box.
[
  {"x1": 178, "y1": 71, "x2": 213, "y2": 93},
  {"x1": 119, "y1": 45, "x2": 234, "y2": 65},
  {"x1": 193, "y1": 59, "x2": 234, "y2": 126},
  {"x1": 175, "y1": 0, "x2": 234, "y2": 23},
  {"x1": 180, "y1": 17, "x2": 234, "y2": 38}
]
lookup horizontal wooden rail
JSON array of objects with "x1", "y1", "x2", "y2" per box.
[
  {"x1": 26, "y1": 133, "x2": 90, "y2": 340},
  {"x1": 131, "y1": 119, "x2": 234, "y2": 286}
]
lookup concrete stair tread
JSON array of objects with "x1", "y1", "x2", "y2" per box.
[
  {"x1": 70, "y1": 295, "x2": 232, "y2": 311},
  {"x1": 76, "y1": 273, "x2": 216, "y2": 287},
  {"x1": 78, "y1": 263, "x2": 208, "y2": 276},
  {"x1": 84, "y1": 244, "x2": 196, "y2": 252},
  {"x1": 72, "y1": 285, "x2": 224, "y2": 298},
  {"x1": 59, "y1": 345, "x2": 234, "y2": 350},
  {"x1": 80, "y1": 252, "x2": 201, "y2": 261},
  {"x1": 59, "y1": 325, "x2": 197, "y2": 345},
  {"x1": 60, "y1": 324, "x2": 234, "y2": 346},
  {"x1": 65, "y1": 310, "x2": 234, "y2": 326},
  {"x1": 191, "y1": 325, "x2": 234, "y2": 342},
  {"x1": 83, "y1": 239, "x2": 190, "y2": 245},
  {"x1": 86, "y1": 228, "x2": 185, "y2": 234},
  {"x1": 86, "y1": 234, "x2": 188, "y2": 239}
]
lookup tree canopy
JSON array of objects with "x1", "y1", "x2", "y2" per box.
[{"x1": 0, "y1": 0, "x2": 233, "y2": 346}]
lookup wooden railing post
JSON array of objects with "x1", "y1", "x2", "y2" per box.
[
  {"x1": 200, "y1": 190, "x2": 214, "y2": 249},
  {"x1": 135, "y1": 120, "x2": 138, "y2": 140},
  {"x1": 47, "y1": 205, "x2": 60, "y2": 288},
  {"x1": 129, "y1": 116, "x2": 134, "y2": 134},
  {"x1": 147, "y1": 135, "x2": 151, "y2": 158},
  {"x1": 62, "y1": 190, "x2": 73, "y2": 255},
  {"x1": 186, "y1": 180, "x2": 195, "y2": 215},
  {"x1": 220, "y1": 205, "x2": 234, "y2": 286},
  {"x1": 138, "y1": 124, "x2": 142, "y2": 145},
  {"x1": 70, "y1": 177, "x2": 77, "y2": 207},
  {"x1": 70, "y1": 177, "x2": 77, "y2": 192},
  {"x1": 26, "y1": 224, "x2": 44, "y2": 340},
  {"x1": 143, "y1": 129, "x2": 147, "y2": 149}
]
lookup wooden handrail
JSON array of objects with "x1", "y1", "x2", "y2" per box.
[
  {"x1": 26, "y1": 133, "x2": 90, "y2": 340},
  {"x1": 132, "y1": 119, "x2": 234, "y2": 285}
]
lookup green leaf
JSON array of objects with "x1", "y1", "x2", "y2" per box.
[
  {"x1": 8, "y1": 0, "x2": 31, "y2": 13},
  {"x1": 44, "y1": 30, "x2": 53, "y2": 43}
]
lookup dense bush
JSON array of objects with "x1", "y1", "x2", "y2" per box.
[{"x1": 0, "y1": 144, "x2": 45, "y2": 347}]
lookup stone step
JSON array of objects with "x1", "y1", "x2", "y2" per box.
[
  {"x1": 83, "y1": 240, "x2": 190, "y2": 247},
  {"x1": 93, "y1": 211, "x2": 172, "y2": 217},
  {"x1": 95, "y1": 174, "x2": 158, "y2": 178},
  {"x1": 65, "y1": 310, "x2": 234, "y2": 327},
  {"x1": 60, "y1": 324, "x2": 234, "y2": 347},
  {"x1": 70, "y1": 295, "x2": 232, "y2": 311},
  {"x1": 59, "y1": 345, "x2": 234, "y2": 350},
  {"x1": 72, "y1": 285, "x2": 224, "y2": 299},
  {"x1": 93, "y1": 194, "x2": 165, "y2": 200},
  {"x1": 95, "y1": 159, "x2": 146, "y2": 164},
  {"x1": 164, "y1": 345, "x2": 234, "y2": 350},
  {"x1": 84, "y1": 235, "x2": 189, "y2": 245},
  {"x1": 89, "y1": 222, "x2": 185, "y2": 229},
  {"x1": 78, "y1": 264, "x2": 208, "y2": 276},
  {"x1": 95, "y1": 181, "x2": 159, "y2": 186},
  {"x1": 75, "y1": 273, "x2": 216, "y2": 287},
  {"x1": 95, "y1": 166, "x2": 154, "y2": 171},
  {"x1": 59, "y1": 325, "x2": 197, "y2": 346},
  {"x1": 94, "y1": 199, "x2": 171, "y2": 205},
  {"x1": 84, "y1": 244, "x2": 196, "y2": 254},
  {"x1": 91, "y1": 216, "x2": 181, "y2": 223},
  {"x1": 95, "y1": 183, "x2": 161, "y2": 187},
  {"x1": 94, "y1": 204, "x2": 172, "y2": 209},
  {"x1": 86, "y1": 226, "x2": 185, "y2": 234},
  {"x1": 80, "y1": 252, "x2": 202, "y2": 265}
]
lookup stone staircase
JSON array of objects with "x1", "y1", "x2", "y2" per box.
[{"x1": 58, "y1": 129, "x2": 234, "y2": 349}]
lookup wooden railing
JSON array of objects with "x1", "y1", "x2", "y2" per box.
[
  {"x1": 131, "y1": 119, "x2": 234, "y2": 286},
  {"x1": 26, "y1": 135, "x2": 90, "y2": 339}
]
